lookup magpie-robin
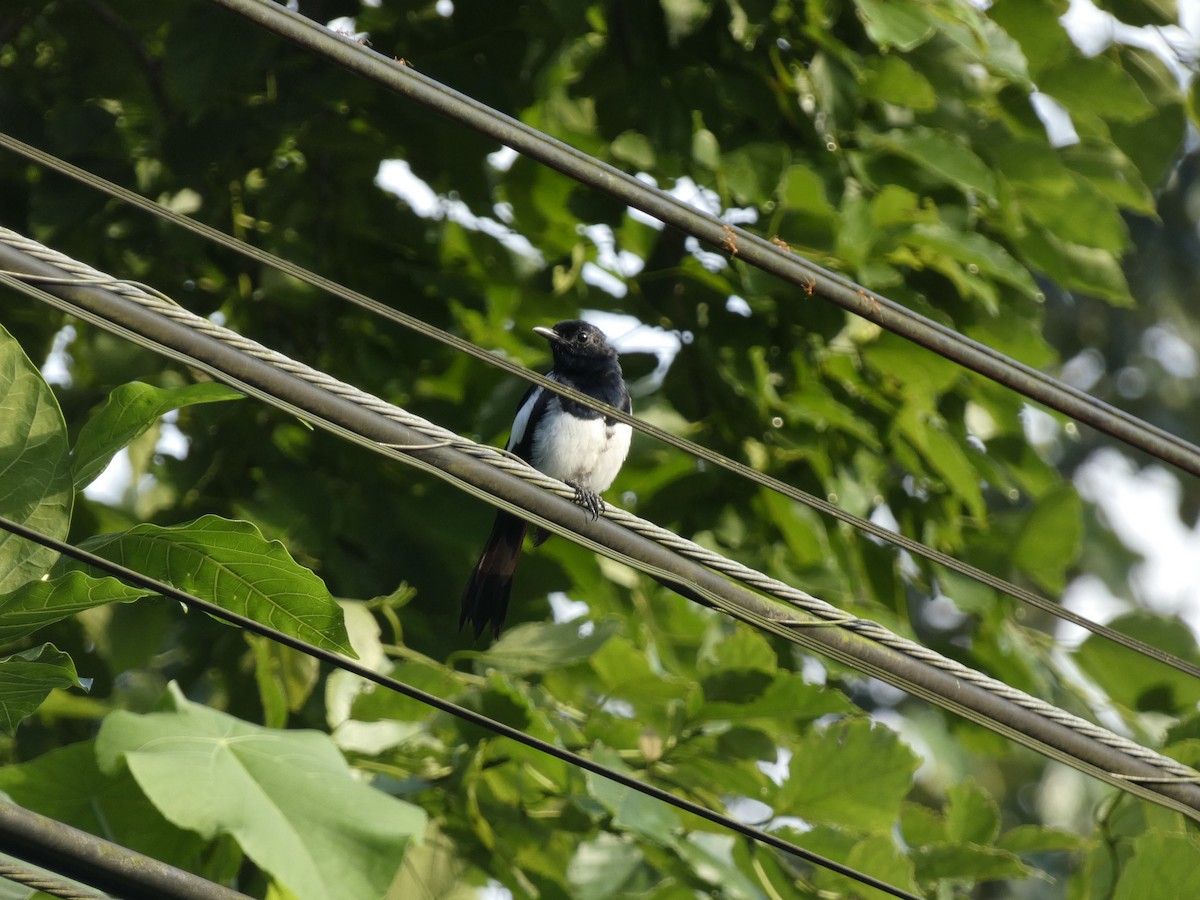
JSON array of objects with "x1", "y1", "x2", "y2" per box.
[{"x1": 460, "y1": 320, "x2": 632, "y2": 638}]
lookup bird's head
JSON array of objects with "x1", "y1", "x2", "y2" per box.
[{"x1": 533, "y1": 320, "x2": 619, "y2": 368}]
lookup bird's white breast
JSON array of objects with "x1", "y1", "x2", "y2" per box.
[{"x1": 530, "y1": 396, "x2": 632, "y2": 492}]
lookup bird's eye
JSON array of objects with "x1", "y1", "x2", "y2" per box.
[{"x1": 576, "y1": 333, "x2": 588, "y2": 343}]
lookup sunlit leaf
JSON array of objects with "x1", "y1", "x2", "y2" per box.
[
  {"x1": 0, "y1": 323, "x2": 72, "y2": 592},
  {"x1": 69, "y1": 515, "x2": 352, "y2": 655},
  {"x1": 73, "y1": 381, "x2": 243, "y2": 489}
]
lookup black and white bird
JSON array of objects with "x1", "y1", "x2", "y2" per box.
[{"x1": 460, "y1": 320, "x2": 632, "y2": 638}]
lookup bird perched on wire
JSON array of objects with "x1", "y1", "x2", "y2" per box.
[{"x1": 460, "y1": 320, "x2": 632, "y2": 638}]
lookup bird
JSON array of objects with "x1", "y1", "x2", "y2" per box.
[{"x1": 460, "y1": 320, "x2": 632, "y2": 638}]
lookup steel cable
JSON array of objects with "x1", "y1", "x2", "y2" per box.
[
  {"x1": 3, "y1": 232, "x2": 1199, "y2": 823},
  {"x1": 1, "y1": 137, "x2": 1197, "y2": 685}
]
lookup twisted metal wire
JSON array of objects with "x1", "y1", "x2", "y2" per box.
[
  {"x1": 0, "y1": 859, "x2": 105, "y2": 900},
  {"x1": 5, "y1": 134, "x2": 1198, "y2": 684},
  {"x1": 4, "y1": 226, "x2": 1195, "y2": 785}
]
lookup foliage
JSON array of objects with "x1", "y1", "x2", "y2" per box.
[{"x1": 2, "y1": 0, "x2": 1200, "y2": 897}]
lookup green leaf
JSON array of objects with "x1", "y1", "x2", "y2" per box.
[
  {"x1": 778, "y1": 719, "x2": 919, "y2": 831},
  {"x1": 611, "y1": 130, "x2": 657, "y2": 171},
  {"x1": 0, "y1": 570, "x2": 150, "y2": 645},
  {"x1": 1062, "y1": 143, "x2": 1155, "y2": 215},
  {"x1": 702, "y1": 625, "x2": 776, "y2": 674},
  {"x1": 568, "y1": 832, "x2": 645, "y2": 900},
  {"x1": 585, "y1": 745, "x2": 682, "y2": 842},
  {"x1": 863, "y1": 127, "x2": 996, "y2": 198},
  {"x1": 860, "y1": 56, "x2": 936, "y2": 111},
  {"x1": 69, "y1": 515, "x2": 353, "y2": 655},
  {"x1": 945, "y1": 782, "x2": 999, "y2": 845},
  {"x1": 987, "y1": 0, "x2": 1069, "y2": 79},
  {"x1": 1075, "y1": 612, "x2": 1200, "y2": 714},
  {"x1": 387, "y1": 823, "x2": 472, "y2": 900},
  {"x1": 814, "y1": 834, "x2": 921, "y2": 900},
  {"x1": 698, "y1": 672, "x2": 852, "y2": 724},
  {"x1": 470, "y1": 619, "x2": 619, "y2": 675},
  {"x1": 898, "y1": 411, "x2": 987, "y2": 521},
  {"x1": 998, "y1": 824, "x2": 1089, "y2": 853},
  {"x1": 0, "y1": 644, "x2": 85, "y2": 733},
  {"x1": 0, "y1": 741, "x2": 211, "y2": 873},
  {"x1": 904, "y1": 223, "x2": 1040, "y2": 300},
  {"x1": 1110, "y1": 46, "x2": 1185, "y2": 187},
  {"x1": 722, "y1": 142, "x2": 789, "y2": 206},
  {"x1": 96, "y1": 683, "x2": 426, "y2": 900},
  {"x1": 249, "y1": 633, "x2": 321, "y2": 729},
  {"x1": 673, "y1": 834, "x2": 765, "y2": 898},
  {"x1": 590, "y1": 636, "x2": 695, "y2": 706},
  {"x1": 0, "y1": 323, "x2": 73, "y2": 592},
  {"x1": 864, "y1": 333, "x2": 962, "y2": 409},
  {"x1": 1010, "y1": 484, "x2": 1083, "y2": 593},
  {"x1": 914, "y1": 843, "x2": 1031, "y2": 881},
  {"x1": 779, "y1": 164, "x2": 836, "y2": 219},
  {"x1": 1038, "y1": 55, "x2": 1154, "y2": 123},
  {"x1": 1012, "y1": 225, "x2": 1133, "y2": 306},
  {"x1": 72, "y1": 381, "x2": 243, "y2": 490},
  {"x1": 1113, "y1": 833, "x2": 1200, "y2": 900},
  {"x1": 854, "y1": 0, "x2": 936, "y2": 51}
]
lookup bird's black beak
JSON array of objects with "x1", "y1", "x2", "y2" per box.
[{"x1": 532, "y1": 325, "x2": 561, "y2": 344}]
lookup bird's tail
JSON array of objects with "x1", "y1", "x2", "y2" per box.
[{"x1": 460, "y1": 512, "x2": 528, "y2": 638}]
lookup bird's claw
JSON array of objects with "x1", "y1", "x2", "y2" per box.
[{"x1": 571, "y1": 483, "x2": 604, "y2": 520}]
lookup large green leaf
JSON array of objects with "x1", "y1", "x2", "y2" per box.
[
  {"x1": 0, "y1": 644, "x2": 86, "y2": 734},
  {"x1": 778, "y1": 719, "x2": 919, "y2": 832},
  {"x1": 70, "y1": 515, "x2": 352, "y2": 655},
  {"x1": 96, "y1": 683, "x2": 426, "y2": 900},
  {"x1": 72, "y1": 381, "x2": 243, "y2": 490},
  {"x1": 0, "y1": 323, "x2": 73, "y2": 592},
  {"x1": 0, "y1": 570, "x2": 149, "y2": 645}
]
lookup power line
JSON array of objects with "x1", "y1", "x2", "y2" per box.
[
  {"x1": 203, "y1": 0, "x2": 1200, "y2": 480},
  {"x1": 2, "y1": 136, "x2": 1197, "y2": 686},
  {"x1": 4, "y1": 233, "x2": 1199, "y2": 822},
  {"x1": 0, "y1": 515, "x2": 923, "y2": 900}
]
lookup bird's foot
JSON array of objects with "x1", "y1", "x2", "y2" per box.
[{"x1": 570, "y1": 483, "x2": 604, "y2": 520}]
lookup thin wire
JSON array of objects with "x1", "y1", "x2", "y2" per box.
[
  {"x1": 1, "y1": 140, "x2": 1197, "y2": 687},
  {"x1": 204, "y1": 0, "x2": 1200, "y2": 480},
  {"x1": 0, "y1": 515, "x2": 922, "y2": 900},
  {"x1": 5, "y1": 246, "x2": 1200, "y2": 822}
]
